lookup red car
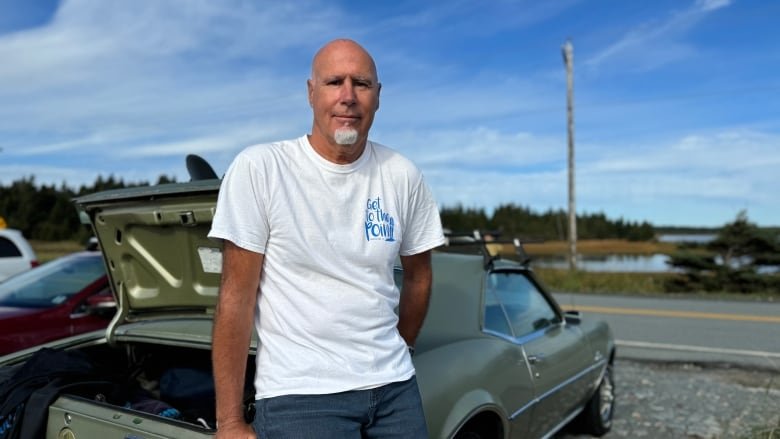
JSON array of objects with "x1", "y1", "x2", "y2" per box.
[{"x1": 0, "y1": 251, "x2": 113, "y2": 356}]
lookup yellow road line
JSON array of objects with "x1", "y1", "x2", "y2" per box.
[{"x1": 561, "y1": 305, "x2": 780, "y2": 324}]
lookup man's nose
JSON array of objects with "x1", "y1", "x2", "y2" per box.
[{"x1": 338, "y1": 82, "x2": 356, "y2": 105}]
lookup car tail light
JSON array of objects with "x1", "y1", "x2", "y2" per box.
[{"x1": 30, "y1": 260, "x2": 40, "y2": 268}]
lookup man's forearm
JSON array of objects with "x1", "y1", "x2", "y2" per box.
[
  {"x1": 213, "y1": 298, "x2": 254, "y2": 427},
  {"x1": 398, "y1": 251, "x2": 433, "y2": 347},
  {"x1": 212, "y1": 242, "x2": 263, "y2": 429},
  {"x1": 397, "y1": 284, "x2": 430, "y2": 347}
]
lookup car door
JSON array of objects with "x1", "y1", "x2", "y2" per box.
[
  {"x1": 482, "y1": 276, "x2": 535, "y2": 438},
  {"x1": 487, "y1": 269, "x2": 593, "y2": 438}
]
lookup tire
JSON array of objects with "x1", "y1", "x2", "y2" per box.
[{"x1": 577, "y1": 361, "x2": 615, "y2": 436}]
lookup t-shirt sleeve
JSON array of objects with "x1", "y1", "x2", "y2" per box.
[
  {"x1": 207, "y1": 151, "x2": 269, "y2": 254},
  {"x1": 399, "y1": 173, "x2": 446, "y2": 256}
]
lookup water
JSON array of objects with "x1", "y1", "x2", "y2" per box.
[
  {"x1": 657, "y1": 233, "x2": 716, "y2": 243},
  {"x1": 530, "y1": 234, "x2": 780, "y2": 273},
  {"x1": 532, "y1": 254, "x2": 674, "y2": 273},
  {"x1": 533, "y1": 252, "x2": 779, "y2": 274},
  {"x1": 532, "y1": 234, "x2": 715, "y2": 273}
]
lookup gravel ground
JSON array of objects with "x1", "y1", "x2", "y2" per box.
[{"x1": 557, "y1": 359, "x2": 780, "y2": 439}]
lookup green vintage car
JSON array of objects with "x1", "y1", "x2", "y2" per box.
[{"x1": 0, "y1": 179, "x2": 615, "y2": 439}]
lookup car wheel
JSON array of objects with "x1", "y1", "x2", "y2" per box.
[
  {"x1": 453, "y1": 431, "x2": 482, "y2": 439},
  {"x1": 578, "y1": 361, "x2": 615, "y2": 436}
]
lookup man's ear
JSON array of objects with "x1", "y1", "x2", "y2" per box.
[
  {"x1": 307, "y1": 79, "x2": 314, "y2": 107},
  {"x1": 376, "y1": 83, "x2": 382, "y2": 110}
]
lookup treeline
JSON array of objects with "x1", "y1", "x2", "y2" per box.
[
  {"x1": 0, "y1": 175, "x2": 176, "y2": 242},
  {"x1": 2, "y1": 176, "x2": 658, "y2": 243},
  {"x1": 441, "y1": 204, "x2": 656, "y2": 242}
]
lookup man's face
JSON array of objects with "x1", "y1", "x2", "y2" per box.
[{"x1": 307, "y1": 41, "x2": 380, "y2": 157}]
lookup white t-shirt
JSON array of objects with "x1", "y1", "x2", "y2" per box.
[{"x1": 208, "y1": 135, "x2": 446, "y2": 399}]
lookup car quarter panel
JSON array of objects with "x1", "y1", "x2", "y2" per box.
[
  {"x1": 414, "y1": 253, "x2": 538, "y2": 437},
  {"x1": 414, "y1": 339, "x2": 533, "y2": 439}
]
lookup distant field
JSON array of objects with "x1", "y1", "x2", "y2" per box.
[
  {"x1": 523, "y1": 239, "x2": 678, "y2": 256},
  {"x1": 31, "y1": 240, "x2": 85, "y2": 263},
  {"x1": 34, "y1": 238, "x2": 676, "y2": 262}
]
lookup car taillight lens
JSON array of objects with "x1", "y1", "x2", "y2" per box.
[{"x1": 30, "y1": 260, "x2": 40, "y2": 268}]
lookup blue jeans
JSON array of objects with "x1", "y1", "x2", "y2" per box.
[{"x1": 252, "y1": 376, "x2": 428, "y2": 438}]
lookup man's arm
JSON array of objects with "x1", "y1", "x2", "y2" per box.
[
  {"x1": 397, "y1": 250, "x2": 433, "y2": 348},
  {"x1": 213, "y1": 241, "x2": 263, "y2": 439}
]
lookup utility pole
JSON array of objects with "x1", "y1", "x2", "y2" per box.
[{"x1": 562, "y1": 39, "x2": 577, "y2": 271}]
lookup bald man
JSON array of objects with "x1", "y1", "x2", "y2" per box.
[{"x1": 209, "y1": 39, "x2": 446, "y2": 438}]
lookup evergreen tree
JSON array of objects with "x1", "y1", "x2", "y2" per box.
[{"x1": 666, "y1": 211, "x2": 779, "y2": 293}]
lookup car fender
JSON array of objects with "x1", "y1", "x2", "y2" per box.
[
  {"x1": 414, "y1": 338, "x2": 524, "y2": 438},
  {"x1": 441, "y1": 389, "x2": 509, "y2": 438}
]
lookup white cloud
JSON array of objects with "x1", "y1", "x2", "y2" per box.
[
  {"x1": 0, "y1": 0, "x2": 777, "y2": 228},
  {"x1": 409, "y1": 126, "x2": 780, "y2": 226},
  {"x1": 696, "y1": 0, "x2": 732, "y2": 12},
  {"x1": 585, "y1": 0, "x2": 733, "y2": 72}
]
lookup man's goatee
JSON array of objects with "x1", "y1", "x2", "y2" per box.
[{"x1": 335, "y1": 128, "x2": 359, "y2": 145}]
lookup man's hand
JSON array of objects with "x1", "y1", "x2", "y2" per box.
[{"x1": 215, "y1": 419, "x2": 256, "y2": 439}]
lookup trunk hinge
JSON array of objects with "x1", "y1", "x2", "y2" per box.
[{"x1": 106, "y1": 281, "x2": 129, "y2": 347}]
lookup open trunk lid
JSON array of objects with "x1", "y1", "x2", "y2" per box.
[{"x1": 74, "y1": 181, "x2": 223, "y2": 342}]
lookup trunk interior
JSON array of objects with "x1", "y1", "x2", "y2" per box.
[{"x1": 28, "y1": 342, "x2": 255, "y2": 438}]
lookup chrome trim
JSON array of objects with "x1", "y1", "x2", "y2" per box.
[
  {"x1": 481, "y1": 322, "x2": 564, "y2": 345},
  {"x1": 481, "y1": 328, "x2": 519, "y2": 343},
  {"x1": 509, "y1": 358, "x2": 606, "y2": 421},
  {"x1": 540, "y1": 405, "x2": 586, "y2": 439},
  {"x1": 507, "y1": 399, "x2": 537, "y2": 422}
]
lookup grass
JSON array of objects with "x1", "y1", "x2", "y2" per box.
[
  {"x1": 532, "y1": 267, "x2": 673, "y2": 295},
  {"x1": 521, "y1": 240, "x2": 778, "y2": 300},
  {"x1": 31, "y1": 238, "x2": 777, "y2": 300},
  {"x1": 30, "y1": 240, "x2": 85, "y2": 263},
  {"x1": 742, "y1": 415, "x2": 779, "y2": 438}
]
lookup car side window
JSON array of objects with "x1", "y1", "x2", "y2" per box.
[
  {"x1": 485, "y1": 270, "x2": 559, "y2": 339},
  {"x1": 484, "y1": 286, "x2": 513, "y2": 336},
  {"x1": 0, "y1": 237, "x2": 22, "y2": 257}
]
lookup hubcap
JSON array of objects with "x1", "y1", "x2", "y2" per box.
[{"x1": 599, "y1": 368, "x2": 615, "y2": 424}]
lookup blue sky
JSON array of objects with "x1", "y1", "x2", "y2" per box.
[{"x1": 0, "y1": 0, "x2": 778, "y2": 227}]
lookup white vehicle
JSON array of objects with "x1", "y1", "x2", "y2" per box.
[{"x1": 0, "y1": 228, "x2": 39, "y2": 282}]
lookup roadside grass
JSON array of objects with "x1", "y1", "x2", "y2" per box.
[
  {"x1": 32, "y1": 238, "x2": 777, "y2": 300},
  {"x1": 742, "y1": 417, "x2": 779, "y2": 439},
  {"x1": 532, "y1": 267, "x2": 672, "y2": 295},
  {"x1": 744, "y1": 420, "x2": 779, "y2": 439},
  {"x1": 531, "y1": 264, "x2": 779, "y2": 301},
  {"x1": 741, "y1": 375, "x2": 779, "y2": 439},
  {"x1": 31, "y1": 240, "x2": 85, "y2": 263}
]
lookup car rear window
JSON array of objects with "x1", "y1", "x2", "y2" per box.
[{"x1": 0, "y1": 237, "x2": 23, "y2": 257}]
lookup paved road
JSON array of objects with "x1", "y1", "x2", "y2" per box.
[{"x1": 553, "y1": 293, "x2": 780, "y2": 371}]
